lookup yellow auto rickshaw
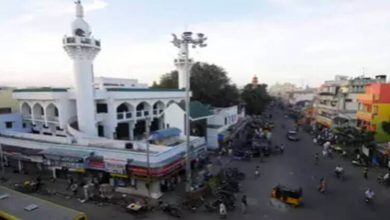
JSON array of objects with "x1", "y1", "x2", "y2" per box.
[{"x1": 271, "y1": 185, "x2": 303, "y2": 207}]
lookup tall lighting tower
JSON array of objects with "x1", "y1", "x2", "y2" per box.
[{"x1": 171, "y1": 32, "x2": 207, "y2": 192}]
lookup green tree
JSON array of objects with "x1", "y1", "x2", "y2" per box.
[
  {"x1": 152, "y1": 70, "x2": 178, "y2": 89},
  {"x1": 240, "y1": 84, "x2": 271, "y2": 115},
  {"x1": 153, "y1": 62, "x2": 239, "y2": 107}
]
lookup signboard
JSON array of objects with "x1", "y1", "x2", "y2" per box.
[
  {"x1": 86, "y1": 156, "x2": 105, "y2": 170},
  {"x1": 104, "y1": 159, "x2": 127, "y2": 174}
]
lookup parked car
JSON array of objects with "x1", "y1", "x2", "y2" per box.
[{"x1": 287, "y1": 131, "x2": 300, "y2": 141}]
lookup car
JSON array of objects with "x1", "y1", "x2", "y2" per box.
[{"x1": 287, "y1": 130, "x2": 300, "y2": 141}]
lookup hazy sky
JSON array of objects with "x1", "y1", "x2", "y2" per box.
[{"x1": 1, "y1": 0, "x2": 390, "y2": 88}]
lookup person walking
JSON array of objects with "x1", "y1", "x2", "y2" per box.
[
  {"x1": 219, "y1": 202, "x2": 227, "y2": 219},
  {"x1": 241, "y1": 195, "x2": 248, "y2": 214},
  {"x1": 363, "y1": 167, "x2": 368, "y2": 180},
  {"x1": 315, "y1": 153, "x2": 320, "y2": 165},
  {"x1": 318, "y1": 177, "x2": 326, "y2": 193},
  {"x1": 254, "y1": 166, "x2": 260, "y2": 179},
  {"x1": 280, "y1": 144, "x2": 285, "y2": 154}
]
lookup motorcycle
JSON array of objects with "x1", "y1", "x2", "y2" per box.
[
  {"x1": 158, "y1": 201, "x2": 182, "y2": 218},
  {"x1": 377, "y1": 174, "x2": 390, "y2": 186}
]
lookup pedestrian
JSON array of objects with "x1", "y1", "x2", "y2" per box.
[
  {"x1": 363, "y1": 167, "x2": 368, "y2": 179},
  {"x1": 241, "y1": 195, "x2": 248, "y2": 214},
  {"x1": 314, "y1": 153, "x2": 320, "y2": 165},
  {"x1": 71, "y1": 183, "x2": 78, "y2": 197},
  {"x1": 219, "y1": 202, "x2": 227, "y2": 219},
  {"x1": 318, "y1": 177, "x2": 326, "y2": 193},
  {"x1": 66, "y1": 176, "x2": 74, "y2": 191},
  {"x1": 254, "y1": 166, "x2": 260, "y2": 179},
  {"x1": 280, "y1": 144, "x2": 285, "y2": 154}
]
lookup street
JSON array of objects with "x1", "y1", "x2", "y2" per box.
[{"x1": 2, "y1": 107, "x2": 390, "y2": 220}]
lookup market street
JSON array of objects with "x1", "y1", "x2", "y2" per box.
[{"x1": 2, "y1": 106, "x2": 390, "y2": 220}]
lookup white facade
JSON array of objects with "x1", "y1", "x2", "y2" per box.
[
  {"x1": 206, "y1": 106, "x2": 240, "y2": 149},
  {"x1": 288, "y1": 88, "x2": 317, "y2": 105},
  {"x1": 94, "y1": 77, "x2": 148, "y2": 89},
  {"x1": 164, "y1": 103, "x2": 185, "y2": 131},
  {"x1": 13, "y1": 2, "x2": 186, "y2": 142}
]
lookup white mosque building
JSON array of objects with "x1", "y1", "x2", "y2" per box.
[
  {"x1": 0, "y1": 1, "x2": 244, "y2": 198},
  {"x1": 13, "y1": 1, "x2": 186, "y2": 142}
]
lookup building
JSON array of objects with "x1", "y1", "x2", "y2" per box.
[
  {"x1": 287, "y1": 87, "x2": 317, "y2": 106},
  {"x1": 357, "y1": 83, "x2": 390, "y2": 143},
  {"x1": 268, "y1": 83, "x2": 298, "y2": 103},
  {"x1": 314, "y1": 75, "x2": 386, "y2": 128},
  {"x1": 206, "y1": 105, "x2": 243, "y2": 149},
  {"x1": 13, "y1": 4, "x2": 186, "y2": 140},
  {"x1": 163, "y1": 101, "x2": 213, "y2": 135},
  {"x1": 0, "y1": 87, "x2": 27, "y2": 133},
  {"x1": 0, "y1": 1, "x2": 208, "y2": 199}
]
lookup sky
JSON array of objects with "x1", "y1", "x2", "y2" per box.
[{"x1": 1, "y1": 0, "x2": 390, "y2": 88}]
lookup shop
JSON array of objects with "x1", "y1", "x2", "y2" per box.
[
  {"x1": 40, "y1": 148, "x2": 91, "y2": 179},
  {"x1": 1, "y1": 145, "x2": 44, "y2": 174}
]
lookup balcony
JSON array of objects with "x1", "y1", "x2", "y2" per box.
[
  {"x1": 63, "y1": 36, "x2": 101, "y2": 49},
  {"x1": 358, "y1": 94, "x2": 376, "y2": 104},
  {"x1": 315, "y1": 115, "x2": 333, "y2": 127},
  {"x1": 117, "y1": 112, "x2": 133, "y2": 121},
  {"x1": 356, "y1": 111, "x2": 373, "y2": 122}
]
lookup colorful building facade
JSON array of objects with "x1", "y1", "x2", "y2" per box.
[{"x1": 357, "y1": 83, "x2": 390, "y2": 143}]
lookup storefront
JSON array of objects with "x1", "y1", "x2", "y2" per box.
[
  {"x1": 1, "y1": 145, "x2": 44, "y2": 174},
  {"x1": 40, "y1": 148, "x2": 91, "y2": 179}
]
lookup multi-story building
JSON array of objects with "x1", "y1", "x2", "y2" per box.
[
  {"x1": 314, "y1": 75, "x2": 386, "y2": 128},
  {"x1": 0, "y1": 1, "x2": 209, "y2": 199},
  {"x1": 0, "y1": 87, "x2": 27, "y2": 132},
  {"x1": 357, "y1": 83, "x2": 390, "y2": 143}
]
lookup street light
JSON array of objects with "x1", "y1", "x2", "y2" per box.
[{"x1": 171, "y1": 31, "x2": 207, "y2": 192}]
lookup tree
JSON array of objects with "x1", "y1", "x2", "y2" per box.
[
  {"x1": 153, "y1": 62, "x2": 240, "y2": 107},
  {"x1": 382, "y1": 121, "x2": 390, "y2": 135},
  {"x1": 240, "y1": 84, "x2": 271, "y2": 115},
  {"x1": 152, "y1": 71, "x2": 178, "y2": 89}
]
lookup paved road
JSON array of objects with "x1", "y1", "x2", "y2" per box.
[{"x1": 2, "y1": 107, "x2": 390, "y2": 220}]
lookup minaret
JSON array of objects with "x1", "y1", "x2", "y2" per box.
[
  {"x1": 174, "y1": 34, "x2": 193, "y2": 89},
  {"x1": 63, "y1": 0, "x2": 100, "y2": 136}
]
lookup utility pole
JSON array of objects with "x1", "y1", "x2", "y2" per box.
[
  {"x1": 0, "y1": 144, "x2": 5, "y2": 180},
  {"x1": 172, "y1": 32, "x2": 207, "y2": 192}
]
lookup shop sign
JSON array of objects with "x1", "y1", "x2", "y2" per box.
[
  {"x1": 87, "y1": 156, "x2": 105, "y2": 170},
  {"x1": 49, "y1": 160, "x2": 84, "y2": 169},
  {"x1": 105, "y1": 159, "x2": 127, "y2": 174}
]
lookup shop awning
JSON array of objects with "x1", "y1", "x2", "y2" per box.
[
  {"x1": 40, "y1": 148, "x2": 93, "y2": 162},
  {"x1": 150, "y1": 128, "x2": 181, "y2": 140},
  {"x1": 1, "y1": 145, "x2": 42, "y2": 155}
]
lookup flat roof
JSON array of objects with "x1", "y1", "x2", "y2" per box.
[
  {"x1": 13, "y1": 87, "x2": 68, "y2": 93},
  {"x1": 0, "y1": 186, "x2": 85, "y2": 220}
]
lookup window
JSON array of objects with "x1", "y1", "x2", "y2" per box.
[
  {"x1": 97, "y1": 103, "x2": 108, "y2": 113},
  {"x1": 54, "y1": 108, "x2": 59, "y2": 117},
  {"x1": 166, "y1": 123, "x2": 170, "y2": 128},
  {"x1": 5, "y1": 121, "x2": 13, "y2": 128},
  {"x1": 22, "y1": 123, "x2": 26, "y2": 128},
  {"x1": 0, "y1": 108, "x2": 11, "y2": 114},
  {"x1": 224, "y1": 117, "x2": 227, "y2": 125}
]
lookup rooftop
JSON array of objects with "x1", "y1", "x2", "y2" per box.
[
  {"x1": 0, "y1": 185, "x2": 85, "y2": 220},
  {"x1": 178, "y1": 100, "x2": 213, "y2": 120}
]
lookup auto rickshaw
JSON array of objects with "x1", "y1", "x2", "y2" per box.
[{"x1": 271, "y1": 185, "x2": 303, "y2": 207}]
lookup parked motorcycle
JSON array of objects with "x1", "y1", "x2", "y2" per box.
[{"x1": 158, "y1": 201, "x2": 182, "y2": 218}]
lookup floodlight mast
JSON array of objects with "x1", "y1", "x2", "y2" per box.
[{"x1": 171, "y1": 32, "x2": 207, "y2": 192}]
